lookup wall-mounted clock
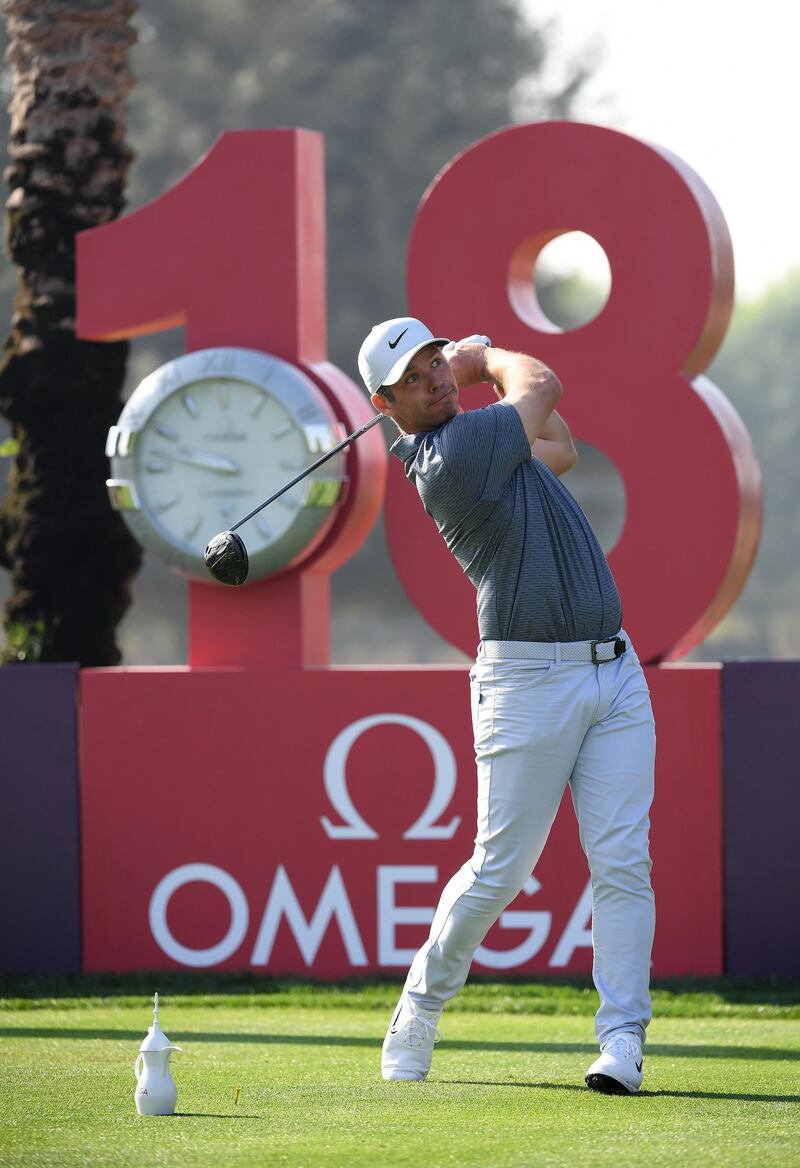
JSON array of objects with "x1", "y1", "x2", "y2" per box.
[{"x1": 106, "y1": 348, "x2": 345, "y2": 582}]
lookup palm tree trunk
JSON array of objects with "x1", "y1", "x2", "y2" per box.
[{"x1": 0, "y1": 0, "x2": 141, "y2": 664}]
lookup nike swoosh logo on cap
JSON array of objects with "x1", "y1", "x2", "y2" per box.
[
  {"x1": 388, "y1": 328, "x2": 408, "y2": 350},
  {"x1": 635, "y1": 1061, "x2": 643, "y2": 1072}
]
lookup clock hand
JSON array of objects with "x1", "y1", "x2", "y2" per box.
[{"x1": 152, "y1": 447, "x2": 242, "y2": 474}]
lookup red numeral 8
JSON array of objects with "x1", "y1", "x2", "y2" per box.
[{"x1": 385, "y1": 122, "x2": 762, "y2": 663}]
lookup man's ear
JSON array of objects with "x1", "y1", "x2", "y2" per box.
[{"x1": 371, "y1": 391, "x2": 393, "y2": 416}]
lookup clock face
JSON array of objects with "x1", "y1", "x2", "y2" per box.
[
  {"x1": 134, "y1": 376, "x2": 311, "y2": 553},
  {"x1": 107, "y1": 349, "x2": 345, "y2": 582}
]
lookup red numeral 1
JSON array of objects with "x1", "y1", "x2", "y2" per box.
[{"x1": 77, "y1": 130, "x2": 385, "y2": 668}]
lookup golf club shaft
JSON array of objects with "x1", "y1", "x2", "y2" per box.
[{"x1": 230, "y1": 412, "x2": 388, "y2": 533}]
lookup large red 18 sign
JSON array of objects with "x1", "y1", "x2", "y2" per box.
[{"x1": 386, "y1": 122, "x2": 762, "y2": 663}]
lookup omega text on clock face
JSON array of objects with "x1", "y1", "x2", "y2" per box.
[{"x1": 134, "y1": 376, "x2": 310, "y2": 555}]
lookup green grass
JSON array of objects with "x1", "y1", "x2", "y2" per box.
[{"x1": 1, "y1": 978, "x2": 798, "y2": 1167}]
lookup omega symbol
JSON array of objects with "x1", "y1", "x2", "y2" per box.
[{"x1": 320, "y1": 714, "x2": 462, "y2": 841}]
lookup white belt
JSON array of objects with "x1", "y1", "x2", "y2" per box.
[{"x1": 479, "y1": 634, "x2": 627, "y2": 665}]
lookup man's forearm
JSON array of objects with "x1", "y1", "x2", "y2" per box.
[
  {"x1": 447, "y1": 343, "x2": 554, "y2": 397},
  {"x1": 482, "y1": 349, "x2": 575, "y2": 470},
  {"x1": 482, "y1": 349, "x2": 555, "y2": 400},
  {"x1": 483, "y1": 356, "x2": 571, "y2": 441},
  {"x1": 447, "y1": 343, "x2": 565, "y2": 451}
]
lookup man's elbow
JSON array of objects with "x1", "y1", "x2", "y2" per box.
[{"x1": 541, "y1": 369, "x2": 563, "y2": 406}]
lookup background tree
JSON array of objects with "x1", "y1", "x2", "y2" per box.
[{"x1": 0, "y1": 0, "x2": 141, "y2": 664}]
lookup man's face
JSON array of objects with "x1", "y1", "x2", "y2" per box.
[{"x1": 370, "y1": 344, "x2": 460, "y2": 433}]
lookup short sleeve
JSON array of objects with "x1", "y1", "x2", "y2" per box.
[{"x1": 436, "y1": 400, "x2": 531, "y2": 503}]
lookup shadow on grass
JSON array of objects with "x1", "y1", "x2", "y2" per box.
[
  {"x1": 2, "y1": 972, "x2": 799, "y2": 1009},
  {"x1": 174, "y1": 1113, "x2": 261, "y2": 1120},
  {"x1": 441, "y1": 1080, "x2": 800, "y2": 1104},
  {"x1": 2, "y1": 1028, "x2": 797, "y2": 1063}
]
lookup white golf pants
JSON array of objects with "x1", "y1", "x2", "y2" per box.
[{"x1": 404, "y1": 635, "x2": 656, "y2": 1046}]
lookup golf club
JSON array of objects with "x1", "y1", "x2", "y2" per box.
[{"x1": 204, "y1": 411, "x2": 389, "y2": 586}]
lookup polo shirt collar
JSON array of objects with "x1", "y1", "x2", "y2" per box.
[{"x1": 391, "y1": 431, "x2": 427, "y2": 463}]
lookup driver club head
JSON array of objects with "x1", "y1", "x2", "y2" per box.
[{"x1": 203, "y1": 530, "x2": 250, "y2": 586}]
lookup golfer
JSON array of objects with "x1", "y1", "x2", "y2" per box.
[{"x1": 358, "y1": 318, "x2": 656, "y2": 1095}]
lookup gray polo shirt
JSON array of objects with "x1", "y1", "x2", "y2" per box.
[{"x1": 391, "y1": 400, "x2": 622, "y2": 643}]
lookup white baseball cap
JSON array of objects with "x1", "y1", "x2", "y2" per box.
[{"x1": 358, "y1": 317, "x2": 450, "y2": 392}]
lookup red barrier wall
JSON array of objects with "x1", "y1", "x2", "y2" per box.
[{"x1": 79, "y1": 663, "x2": 721, "y2": 977}]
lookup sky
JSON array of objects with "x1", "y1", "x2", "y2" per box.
[{"x1": 524, "y1": 0, "x2": 791, "y2": 300}]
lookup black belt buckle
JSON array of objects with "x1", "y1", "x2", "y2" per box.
[{"x1": 591, "y1": 635, "x2": 627, "y2": 665}]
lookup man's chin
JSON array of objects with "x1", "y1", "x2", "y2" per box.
[{"x1": 404, "y1": 399, "x2": 461, "y2": 433}]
